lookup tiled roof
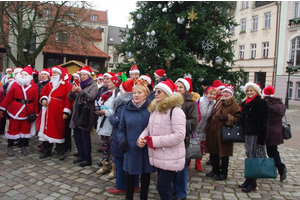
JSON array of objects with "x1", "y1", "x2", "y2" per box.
[{"x1": 108, "y1": 26, "x2": 127, "y2": 45}]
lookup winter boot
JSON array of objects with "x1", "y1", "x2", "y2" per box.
[
  {"x1": 239, "y1": 178, "x2": 249, "y2": 188},
  {"x1": 242, "y1": 178, "x2": 257, "y2": 193},
  {"x1": 7, "y1": 146, "x2": 14, "y2": 156},
  {"x1": 107, "y1": 162, "x2": 116, "y2": 179},
  {"x1": 21, "y1": 146, "x2": 28, "y2": 156},
  {"x1": 195, "y1": 159, "x2": 203, "y2": 172},
  {"x1": 96, "y1": 160, "x2": 110, "y2": 174}
]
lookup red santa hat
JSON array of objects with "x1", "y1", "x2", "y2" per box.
[
  {"x1": 244, "y1": 82, "x2": 261, "y2": 93},
  {"x1": 206, "y1": 86, "x2": 217, "y2": 95},
  {"x1": 21, "y1": 66, "x2": 33, "y2": 76},
  {"x1": 52, "y1": 66, "x2": 64, "y2": 75},
  {"x1": 262, "y1": 85, "x2": 275, "y2": 97},
  {"x1": 154, "y1": 69, "x2": 166, "y2": 78},
  {"x1": 40, "y1": 69, "x2": 50, "y2": 77},
  {"x1": 6, "y1": 67, "x2": 14, "y2": 73},
  {"x1": 110, "y1": 75, "x2": 122, "y2": 87},
  {"x1": 222, "y1": 86, "x2": 234, "y2": 95},
  {"x1": 13, "y1": 67, "x2": 23, "y2": 75},
  {"x1": 103, "y1": 72, "x2": 115, "y2": 78},
  {"x1": 129, "y1": 64, "x2": 139, "y2": 74},
  {"x1": 97, "y1": 73, "x2": 104, "y2": 80},
  {"x1": 139, "y1": 75, "x2": 153, "y2": 89},
  {"x1": 119, "y1": 79, "x2": 135, "y2": 93},
  {"x1": 175, "y1": 77, "x2": 193, "y2": 93},
  {"x1": 212, "y1": 80, "x2": 225, "y2": 90},
  {"x1": 72, "y1": 73, "x2": 80, "y2": 79},
  {"x1": 80, "y1": 65, "x2": 93, "y2": 76},
  {"x1": 154, "y1": 79, "x2": 177, "y2": 96}
]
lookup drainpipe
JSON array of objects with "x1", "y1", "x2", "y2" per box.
[{"x1": 274, "y1": 1, "x2": 281, "y2": 88}]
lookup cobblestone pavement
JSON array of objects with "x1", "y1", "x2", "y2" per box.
[{"x1": 0, "y1": 106, "x2": 300, "y2": 200}]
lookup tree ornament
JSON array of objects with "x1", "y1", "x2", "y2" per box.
[
  {"x1": 146, "y1": 32, "x2": 150, "y2": 36},
  {"x1": 177, "y1": 17, "x2": 185, "y2": 24},
  {"x1": 215, "y1": 56, "x2": 223, "y2": 65},
  {"x1": 188, "y1": 10, "x2": 198, "y2": 22},
  {"x1": 126, "y1": 34, "x2": 130, "y2": 38},
  {"x1": 125, "y1": 52, "x2": 132, "y2": 59},
  {"x1": 132, "y1": 21, "x2": 135, "y2": 27},
  {"x1": 239, "y1": 85, "x2": 245, "y2": 91},
  {"x1": 169, "y1": 53, "x2": 175, "y2": 60},
  {"x1": 202, "y1": 39, "x2": 214, "y2": 51},
  {"x1": 165, "y1": 59, "x2": 171, "y2": 68},
  {"x1": 146, "y1": 36, "x2": 158, "y2": 49},
  {"x1": 165, "y1": 23, "x2": 172, "y2": 32},
  {"x1": 137, "y1": 14, "x2": 142, "y2": 19},
  {"x1": 178, "y1": 1, "x2": 184, "y2": 4},
  {"x1": 150, "y1": 30, "x2": 156, "y2": 36},
  {"x1": 199, "y1": 77, "x2": 204, "y2": 82},
  {"x1": 158, "y1": 4, "x2": 162, "y2": 9}
]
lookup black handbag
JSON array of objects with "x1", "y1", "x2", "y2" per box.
[
  {"x1": 221, "y1": 119, "x2": 245, "y2": 143},
  {"x1": 72, "y1": 93, "x2": 90, "y2": 128},
  {"x1": 244, "y1": 145, "x2": 277, "y2": 179},
  {"x1": 282, "y1": 114, "x2": 292, "y2": 140}
]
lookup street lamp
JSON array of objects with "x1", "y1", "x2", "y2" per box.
[{"x1": 285, "y1": 60, "x2": 294, "y2": 109}]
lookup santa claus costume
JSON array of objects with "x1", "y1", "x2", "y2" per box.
[
  {"x1": 0, "y1": 66, "x2": 39, "y2": 156},
  {"x1": 37, "y1": 66, "x2": 72, "y2": 160}
]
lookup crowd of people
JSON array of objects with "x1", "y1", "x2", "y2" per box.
[{"x1": 0, "y1": 64, "x2": 287, "y2": 200}]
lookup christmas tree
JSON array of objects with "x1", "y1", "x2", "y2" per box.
[{"x1": 115, "y1": 1, "x2": 244, "y2": 94}]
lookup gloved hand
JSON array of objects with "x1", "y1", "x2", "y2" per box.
[
  {"x1": 120, "y1": 141, "x2": 128, "y2": 153},
  {"x1": 219, "y1": 114, "x2": 228, "y2": 121},
  {"x1": 144, "y1": 136, "x2": 155, "y2": 150}
]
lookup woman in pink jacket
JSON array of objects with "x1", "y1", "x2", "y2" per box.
[{"x1": 137, "y1": 79, "x2": 186, "y2": 200}]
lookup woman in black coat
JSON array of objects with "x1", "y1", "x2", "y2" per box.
[
  {"x1": 239, "y1": 82, "x2": 269, "y2": 193},
  {"x1": 263, "y1": 85, "x2": 286, "y2": 182}
]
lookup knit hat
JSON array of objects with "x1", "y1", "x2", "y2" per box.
[
  {"x1": 201, "y1": 79, "x2": 210, "y2": 86},
  {"x1": 154, "y1": 69, "x2": 166, "y2": 78},
  {"x1": 222, "y1": 86, "x2": 234, "y2": 95},
  {"x1": 154, "y1": 79, "x2": 177, "y2": 96},
  {"x1": 40, "y1": 69, "x2": 51, "y2": 77},
  {"x1": 103, "y1": 72, "x2": 115, "y2": 78},
  {"x1": 21, "y1": 66, "x2": 33, "y2": 76},
  {"x1": 129, "y1": 64, "x2": 139, "y2": 74},
  {"x1": 6, "y1": 67, "x2": 14, "y2": 73},
  {"x1": 119, "y1": 79, "x2": 135, "y2": 93},
  {"x1": 97, "y1": 73, "x2": 104, "y2": 79},
  {"x1": 244, "y1": 82, "x2": 261, "y2": 93},
  {"x1": 212, "y1": 80, "x2": 225, "y2": 90},
  {"x1": 52, "y1": 66, "x2": 64, "y2": 75},
  {"x1": 175, "y1": 77, "x2": 193, "y2": 93},
  {"x1": 263, "y1": 85, "x2": 275, "y2": 97},
  {"x1": 139, "y1": 75, "x2": 154, "y2": 89},
  {"x1": 110, "y1": 75, "x2": 122, "y2": 87},
  {"x1": 80, "y1": 65, "x2": 93, "y2": 76}
]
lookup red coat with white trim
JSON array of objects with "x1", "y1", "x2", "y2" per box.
[
  {"x1": 0, "y1": 80, "x2": 39, "y2": 120},
  {"x1": 37, "y1": 80, "x2": 73, "y2": 143}
]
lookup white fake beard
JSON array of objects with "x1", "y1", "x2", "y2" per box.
[
  {"x1": 51, "y1": 75, "x2": 61, "y2": 88},
  {"x1": 15, "y1": 73, "x2": 32, "y2": 86}
]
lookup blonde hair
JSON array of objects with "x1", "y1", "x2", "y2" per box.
[
  {"x1": 132, "y1": 83, "x2": 150, "y2": 96},
  {"x1": 206, "y1": 87, "x2": 217, "y2": 95},
  {"x1": 242, "y1": 86, "x2": 264, "y2": 102}
]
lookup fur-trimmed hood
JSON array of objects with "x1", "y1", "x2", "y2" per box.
[{"x1": 148, "y1": 92, "x2": 184, "y2": 114}]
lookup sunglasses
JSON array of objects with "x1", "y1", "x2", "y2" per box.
[{"x1": 154, "y1": 90, "x2": 163, "y2": 95}]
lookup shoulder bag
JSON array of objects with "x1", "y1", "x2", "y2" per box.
[
  {"x1": 244, "y1": 145, "x2": 277, "y2": 179},
  {"x1": 186, "y1": 130, "x2": 206, "y2": 159},
  {"x1": 221, "y1": 118, "x2": 245, "y2": 143},
  {"x1": 72, "y1": 93, "x2": 90, "y2": 128},
  {"x1": 282, "y1": 114, "x2": 292, "y2": 140}
]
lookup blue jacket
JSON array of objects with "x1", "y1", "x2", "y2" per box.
[
  {"x1": 117, "y1": 97, "x2": 156, "y2": 175},
  {"x1": 109, "y1": 93, "x2": 132, "y2": 157}
]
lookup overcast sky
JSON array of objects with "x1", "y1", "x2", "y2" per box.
[{"x1": 94, "y1": 1, "x2": 137, "y2": 28}]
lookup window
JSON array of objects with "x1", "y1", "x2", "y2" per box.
[
  {"x1": 231, "y1": 46, "x2": 235, "y2": 54},
  {"x1": 243, "y1": 72, "x2": 249, "y2": 84},
  {"x1": 288, "y1": 81, "x2": 293, "y2": 98},
  {"x1": 241, "y1": 19, "x2": 246, "y2": 32},
  {"x1": 90, "y1": 61, "x2": 100, "y2": 71},
  {"x1": 254, "y1": 72, "x2": 266, "y2": 89},
  {"x1": 44, "y1": 9, "x2": 50, "y2": 15},
  {"x1": 291, "y1": 37, "x2": 300, "y2": 66},
  {"x1": 264, "y1": 13, "x2": 271, "y2": 28},
  {"x1": 68, "y1": 13, "x2": 74, "y2": 18},
  {"x1": 47, "y1": 58, "x2": 59, "y2": 68},
  {"x1": 297, "y1": 82, "x2": 300, "y2": 99},
  {"x1": 252, "y1": 16, "x2": 258, "y2": 31},
  {"x1": 239, "y1": 45, "x2": 245, "y2": 59},
  {"x1": 91, "y1": 15, "x2": 97, "y2": 21},
  {"x1": 251, "y1": 44, "x2": 256, "y2": 59},
  {"x1": 113, "y1": 54, "x2": 118, "y2": 63},
  {"x1": 241, "y1": 1, "x2": 249, "y2": 9},
  {"x1": 230, "y1": 25, "x2": 235, "y2": 35},
  {"x1": 56, "y1": 32, "x2": 69, "y2": 41},
  {"x1": 262, "y1": 42, "x2": 269, "y2": 58},
  {"x1": 294, "y1": 2, "x2": 300, "y2": 18}
]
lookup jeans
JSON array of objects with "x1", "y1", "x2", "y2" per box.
[
  {"x1": 73, "y1": 128, "x2": 92, "y2": 162},
  {"x1": 172, "y1": 159, "x2": 189, "y2": 198},
  {"x1": 114, "y1": 156, "x2": 139, "y2": 190},
  {"x1": 157, "y1": 168, "x2": 176, "y2": 200}
]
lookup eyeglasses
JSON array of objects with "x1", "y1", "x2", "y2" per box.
[{"x1": 154, "y1": 90, "x2": 162, "y2": 95}]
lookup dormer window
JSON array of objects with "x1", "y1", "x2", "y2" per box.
[
  {"x1": 44, "y1": 9, "x2": 50, "y2": 15},
  {"x1": 69, "y1": 13, "x2": 74, "y2": 18},
  {"x1": 91, "y1": 15, "x2": 97, "y2": 21}
]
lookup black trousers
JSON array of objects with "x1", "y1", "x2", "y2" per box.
[
  {"x1": 267, "y1": 145, "x2": 286, "y2": 175},
  {"x1": 7, "y1": 138, "x2": 28, "y2": 147},
  {"x1": 211, "y1": 153, "x2": 229, "y2": 175},
  {"x1": 43, "y1": 141, "x2": 64, "y2": 155},
  {"x1": 126, "y1": 172, "x2": 150, "y2": 200},
  {"x1": 0, "y1": 117, "x2": 7, "y2": 134},
  {"x1": 63, "y1": 117, "x2": 72, "y2": 152},
  {"x1": 156, "y1": 168, "x2": 176, "y2": 200}
]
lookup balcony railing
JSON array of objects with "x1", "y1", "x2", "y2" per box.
[{"x1": 289, "y1": 18, "x2": 300, "y2": 29}]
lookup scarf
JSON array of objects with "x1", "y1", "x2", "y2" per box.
[
  {"x1": 80, "y1": 78, "x2": 92, "y2": 89},
  {"x1": 245, "y1": 94, "x2": 258, "y2": 104},
  {"x1": 132, "y1": 99, "x2": 146, "y2": 108},
  {"x1": 211, "y1": 99, "x2": 223, "y2": 120}
]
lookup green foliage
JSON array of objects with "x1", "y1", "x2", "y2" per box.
[{"x1": 115, "y1": 1, "x2": 244, "y2": 93}]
